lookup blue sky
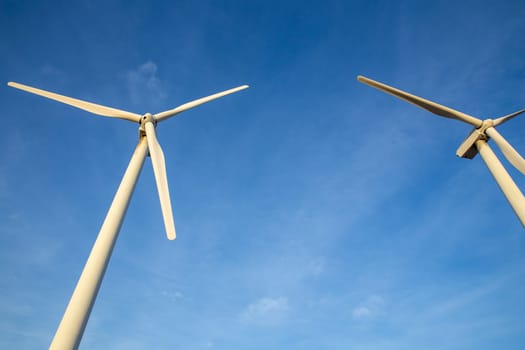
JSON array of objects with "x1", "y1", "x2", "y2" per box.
[{"x1": 1, "y1": 0, "x2": 525, "y2": 349}]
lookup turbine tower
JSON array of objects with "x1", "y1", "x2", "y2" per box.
[
  {"x1": 8, "y1": 81, "x2": 249, "y2": 350},
  {"x1": 357, "y1": 75, "x2": 525, "y2": 227}
]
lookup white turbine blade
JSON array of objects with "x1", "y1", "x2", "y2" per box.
[
  {"x1": 8, "y1": 82, "x2": 142, "y2": 123},
  {"x1": 493, "y1": 109, "x2": 525, "y2": 127},
  {"x1": 154, "y1": 85, "x2": 249, "y2": 122},
  {"x1": 144, "y1": 122, "x2": 176, "y2": 240},
  {"x1": 485, "y1": 127, "x2": 525, "y2": 175},
  {"x1": 357, "y1": 76, "x2": 482, "y2": 127}
]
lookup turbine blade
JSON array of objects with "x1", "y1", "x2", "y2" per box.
[
  {"x1": 144, "y1": 121, "x2": 176, "y2": 240},
  {"x1": 485, "y1": 127, "x2": 525, "y2": 175},
  {"x1": 493, "y1": 109, "x2": 525, "y2": 127},
  {"x1": 7, "y1": 82, "x2": 142, "y2": 123},
  {"x1": 154, "y1": 85, "x2": 249, "y2": 122},
  {"x1": 357, "y1": 76, "x2": 482, "y2": 127}
]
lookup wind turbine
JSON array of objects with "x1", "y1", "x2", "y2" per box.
[
  {"x1": 357, "y1": 75, "x2": 525, "y2": 227},
  {"x1": 8, "y1": 81, "x2": 249, "y2": 350}
]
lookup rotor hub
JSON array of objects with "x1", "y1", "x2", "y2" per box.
[
  {"x1": 478, "y1": 119, "x2": 494, "y2": 137},
  {"x1": 140, "y1": 113, "x2": 156, "y2": 125},
  {"x1": 138, "y1": 113, "x2": 157, "y2": 137}
]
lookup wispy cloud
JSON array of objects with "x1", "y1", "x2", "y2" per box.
[
  {"x1": 352, "y1": 295, "x2": 384, "y2": 320},
  {"x1": 0, "y1": 129, "x2": 27, "y2": 199},
  {"x1": 307, "y1": 257, "x2": 325, "y2": 276},
  {"x1": 160, "y1": 289, "x2": 184, "y2": 302},
  {"x1": 40, "y1": 64, "x2": 68, "y2": 86},
  {"x1": 240, "y1": 296, "x2": 289, "y2": 324},
  {"x1": 125, "y1": 61, "x2": 167, "y2": 107}
]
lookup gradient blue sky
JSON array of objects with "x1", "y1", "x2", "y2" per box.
[{"x1": 1, "y1": 1, "x2": 525, "y2": 349}]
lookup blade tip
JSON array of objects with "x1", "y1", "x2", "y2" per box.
[{"x1": 167, "y1": 228, "x2": 176, "y2": 240}]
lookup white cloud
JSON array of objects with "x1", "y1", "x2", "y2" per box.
[
  {"x1": 40, "y1": 64, "x2": 68, "y2": 85},
  {"x1": 352, "y1": 306, "x2": 371, "y2": 319},
  {"x1": 126, "y1": 61, "x2": 167, "y2": 107},
  {"x1": 352, "y1": 295, "x2": 384, "y2": 320},
  {"x1": 308, "y1": 257, "x2": 325, "y2": 276},
  {"x1": 160, "y1": 290, "x2": 184, "y2": 301},
  {"x1": 240, "y1": 297, "x2": 289, "y2": 324}
]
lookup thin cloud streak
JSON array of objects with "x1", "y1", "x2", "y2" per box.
[{"x1": 125, "y1": 61, "x2": 167, "y2": 108}]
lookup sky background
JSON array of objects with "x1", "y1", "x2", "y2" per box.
[{"x1": 1, "y1": 0, "x2": 525, "y2": 349}]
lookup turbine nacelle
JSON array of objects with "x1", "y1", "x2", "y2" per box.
[
  {"x1": 456, "y1": 128, "x2": 485, "y2": 159},
  {"x1": 456, "y1": 119, "x2": 493, "y2": 159}
]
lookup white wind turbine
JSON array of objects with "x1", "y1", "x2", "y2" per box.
[
  {"x1": 8, "y1": 81, "x2": 249, "y2": 350},
  {"x1": 357, "y1": 75, "x2": 525, "y2": 227}
]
